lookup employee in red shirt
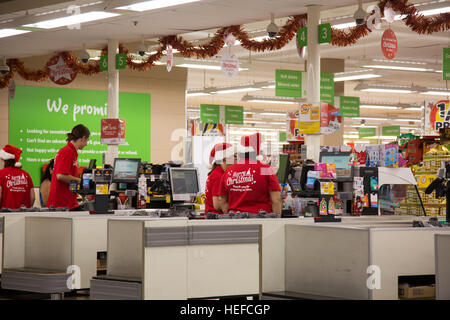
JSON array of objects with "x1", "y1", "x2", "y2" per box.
[
  {"x1": 0, "y1": 144, "x2": 35, "y2": 209},
  {"x1": 218, "y1": 133, "x2": 281, "y2": 214},
  {"x1": 47, "y1": 124, "x2": 90, "y2": 211},
  {"x1": 204, "y1": 142, "x2": 235, "y2": 216}
]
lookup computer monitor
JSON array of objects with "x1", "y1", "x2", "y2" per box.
[
  {"x1": 169, "y1": 167, "x2": 200, "y2": 202},
  {"x1": 112, "y1": 158, "x2": 141, "y2": 184},
  {"x1": 277, "y1": 154, "x2": 290, "y2": 184},
  {"x1": 319, "y1": 152, "x2": 352, "y2": 177}
]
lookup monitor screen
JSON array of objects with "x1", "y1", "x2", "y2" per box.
[
  {"x1": 277, "y1": 154, "x2": 290, "y2": 184},
  {"x1": 170, "y1": 168, "x2": 199, "y2": 201},
  {"x1": 320, "y1": 152, "x2": 352, "y2": 177},
  {"x1": 112, "y1": 158, "x2": 141, "y2": 183}
]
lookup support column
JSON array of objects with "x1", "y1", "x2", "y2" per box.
[
  {"x1": 106, "y1": 39, "x2": 119, "y2": 166},
  {"x1": 305, "y1": 5, "x2": 321, "y2": 162}
]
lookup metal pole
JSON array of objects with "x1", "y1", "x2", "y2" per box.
[
  {"x1": 305, "y1": 5, "x2": 321, "y2": 162},
  {"x1": 106, "y1": 39, "x2": 119, "y2": 166}
]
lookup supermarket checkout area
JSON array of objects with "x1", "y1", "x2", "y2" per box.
[{"x1": 1, "y1": 156, "x2": 450, "y2": 300}]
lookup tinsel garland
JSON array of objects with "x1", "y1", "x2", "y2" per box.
[{"x1": 0, "y1": 0, "x2": 448, "y2": 87}]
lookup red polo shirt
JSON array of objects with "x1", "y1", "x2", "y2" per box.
[
  {"x1": 0, "y1": 166, "x2": 34, "y2": 209},
  {"x1": 219, "y1": 159, "x2": 281, "y2": 214},
  {"x1": 47, "y1": 142, "x2": 79, "y2": 210},
  {"x1": 204, "y1": 165, "x2": 225, "y2": 215}
]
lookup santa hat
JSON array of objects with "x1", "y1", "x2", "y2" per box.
[
  {"x1": 239, "y1": 133, "x2": 264, "y2": 161},
  {"x1": 209, "y1": 143, "x2": 235, "y2": 164},
  {"x1": 0, "y1": 144, "x2": 22, "y2": 167}
]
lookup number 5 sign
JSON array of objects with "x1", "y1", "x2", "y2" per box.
[
  {"x1": 318, "y1": 23, "x2": 331, "y2": 44},
  {"x1": 99, "y1": 54, "x2": 127, "y2": 71}
]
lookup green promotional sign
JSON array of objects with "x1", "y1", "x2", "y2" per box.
[
  {"x1": 9, "y1": 86, "x2": 151, "y2": 185},
  {"x1": 320, "y1": 72, "x2": 334, "y2": 105},
  {"x1": 359, "y1": 127, "x2": 377, "y2": 138},
  {"x1": 444, "y1": 48, "x2": 450, "y2": 81},
  {"x1": 200, "y1": 104, "x2": 221, "y2": 123},
  {"x1": 339, "y1": 96, "x2": 360, "y2": 117},
  {"x1": 116, "y1": 53, "x2": 127, "y2": 70},
  {"x1": 279, "y1": 132, "x2": 287, "y2": 142},
  {"x1": 297, "y1": 27, "x2": 307, "y2": 47},
  {"x1": 275, "y1": 69, "x2": 305, "y2": 98},
  {"x1": 318, "y1": 23, "x2": 331, "y2": 44},
  {"x1": 99, "y1": 56, "x2": 108, "y2": 71},
  {"x1": 382, "y1": 125, "x2": 400, "y2": 137},
  {"x1": 225, "y1": 105, "x2": 244, "y2": 125}
]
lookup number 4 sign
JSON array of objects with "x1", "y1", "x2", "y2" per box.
[{"x1": 318, "y1": 23, "x2": 331, "y2": 44}]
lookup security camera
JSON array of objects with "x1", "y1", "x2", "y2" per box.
[
  {"x1": 266, "y1": 13, "x2": 279, "y2": 38},
  {"x1": 79, "y1": 50, "x2": 90, "y2": 63},
  {"x1": 354, "y1": 1, "x2": 366, "y2": 25},
  {"x1": 0, "y1": 64, "x2": 10, "y2": 75},
  {"x1": 138, "y1": 42, "x2": 146, "y2": 57}
]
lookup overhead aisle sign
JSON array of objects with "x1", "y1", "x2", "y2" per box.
[
  {"x1": 443, "y1": 48, "x2": 450, "y2": 81},
  {"x1": 336, "y1": 96, "x2": 360, "y2": 117}
]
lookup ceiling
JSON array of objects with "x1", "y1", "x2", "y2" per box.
[{"x1": 0, "y1": 0, "x2": 449, "y2": 146}]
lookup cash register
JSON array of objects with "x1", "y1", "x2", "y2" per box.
[{"x1": 168, "y1": 167, "x2": 201, "y2": 218}]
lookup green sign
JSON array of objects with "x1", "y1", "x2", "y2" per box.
[
  {"x1": 116, "y1": 53, "x2": 127, "y2": 70},
  {"x1": 297, "y1": 27, "x2": 307, "y2": 47},
  {"x1": 225, "y1": 105, "x2": 244, "y2": 124},
  {"x1": 9, "y1": 86, "x2": 151, "y2": 185},
  {"x1": 444, "y1": 48, "x2": 450, "y2": 81},
  {"x1": 320, "y1": 72, "x2": 334, "y2": 105},
  {"x1": 275, "y1": 69, "x2": 306, "y2": 98},
  {"x1": 279, "y1": 132, "x2": 287, "y2": 142},
  {"x1": 382, "y1": 125, "x2": 400, "y2": 137},
  {"x1": 339, "y1": 96, "x2": 360, "y2": 117},
  {"x1": 318, "y1": 23, "x2": 331, "y2": 44},
  {"x1": 359, "y1": 127, "x2": 377, "y2": 138},
  {"x1": 99, "y1": 56, "x2": 108, "y2": 71},
  {"x1": 200, "y1": 104, "x2": 220, "y2": 123}
]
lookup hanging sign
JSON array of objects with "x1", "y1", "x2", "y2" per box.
[
  {"x1": 318, "y1": 23, "x2": 331, "y2": 44},
  {"x1": 275, "y1": 69, "x2": 306, "y2": 98},
  {"x1": 320, "y1": 72, "x2": 334, "y2": 105},
  {"x1": 382, "y1": 125, "x2": 400, "y2": 137},
  {"x1": 115, "y1": 53, "x2": 127, "y2": 70},
  {"x1": 424, "y1": 100, "x2": 450, "y2": 136},
  {"x1": 200, "y1": 104, "x2": 221, "y2": 124},
  {"x1": 221, "y1": 52, "x2": 239, "y2": 78},
  {"x1": 47, "y1": 56, "x2": 77, "y2": 85},
  {"x1": 443, "y1": 48, "x2": 450, "y2": 81},
  {"x1": 200, "y1": 104, "x2": 243, "y2": 124},
  {"x1": 381, "y1": 28, "x2": 398, "y2": 60},
  {"x1": 286, "y1": 110, "x2": 305, "y2": 142},
  {"x1": 101, "y1": 119, "x2": 126, "y2": 145},
  {"x1": 299, "y1": 103, "x2": 321, "y2": 134},
  {"x1": 224, "y1": 31, "x2": 236, "y2": 46},
  {"x1": 99, "y1": 55, "x2": 108, "y2": 71},
  {"x1": 224, "y1": 105, "x2": 244, "y2": 124},
  {"x1": 166, "y1": 44, "x2": 173, "y2": 72},
  {"x1": 296, "y1": 20, "x2": 307, "y2": 58},
  {"x1": 359, "y1": 127, "x2": 377, "y2": 138},
  {"x1": 336, "y1": 96, "x2": 360, "y2": 117}
]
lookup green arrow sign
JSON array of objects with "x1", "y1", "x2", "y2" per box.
[
  {"x1": 318, "y1": 23, "x2": 331, "y2": 44},
  {"x1": 359, "y1": 127, "x2": 377, "y2": 138}
]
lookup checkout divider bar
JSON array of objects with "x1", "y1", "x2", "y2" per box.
[
  {"x1": 0, "y1": 217, "x2": 3, "y2": 233},
  {"x1": 144, "y1": 225, "x2": 260, "y2": 247}
]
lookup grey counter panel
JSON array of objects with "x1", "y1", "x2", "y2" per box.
[{"x1": 145, "y1": 226, "x2": 188, "y2": 247}]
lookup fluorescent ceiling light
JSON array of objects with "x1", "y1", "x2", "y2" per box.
[
  {"x1": 247, "y1": 99, "x2": 298, "y2": 105},
  {"x1": 187, "y1": 92, "x2": 210, "y2": 97},
  {"x1": 353, "y1": 117, "x2": 389, "y2": 121},
  {"x1": 393, "y1": 119, "x2": 420, "y2": 122},
  {"x1": 261, "y1": 85, "x2": 276, "y2": 89},
  {"x1": 420, "y1": 91, "x2": 450, "y2": 96},
  {"x1": 363, "y1": 64, "x2": 434, "y2": 72},
  {"x1": 361, "y1": 88, "x2": 414, "y2": 93},
  {"x1": 405, "y1": 107, "x2": 424, "y2": 111},
  {"x1": 333, "y1": 22, "x2": 356, "y2": 29},
  {"x1": 116, "y1": 0, "x2": 200, "y2": 12},
  {"x1": 344, "y1": 135, "x2": 359, "y2": 139},
  {"x1": 260, "y1": 112, "x2": 287, "y2": 116},
  {"x1": 420, "y1": 6, "x2": 450, "y2": 16},
  {"x1": 213, "y1": 88, "x2": 261, "y2": 94},
  {"x1": 360, "y1": 105, "x2": 398, "y2": 109},
  {"x1": 334, "y1": 73, "x2": 381, "y2": 81},
  {"x1": 177, "y1": 63, "x2": 248, "y2": 71},
  {"x1": 24, "y1": 11, "x2": 119, "y2": 29},
  {"x1": 0, "y1": 28, "x2": 30, "y2": 38}
]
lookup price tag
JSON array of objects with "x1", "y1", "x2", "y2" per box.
[
  {"x1": 318, "y1": 23, "x2": 331, "y2": 44},
  {"x1": 99, "y1": 56, "x2": 108, "y2": 71}
]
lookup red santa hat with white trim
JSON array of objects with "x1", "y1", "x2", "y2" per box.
[
  {"x1": 209, "y1": 142, "x2": 235, "y2": 164},
  {"x1": 238, "y1": 132, "x2": 264, "y2": 161},
  {"x1": 0, "y1": 144, "x2": 22, "y2": 167}
]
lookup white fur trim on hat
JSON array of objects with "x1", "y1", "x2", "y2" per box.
[
  {"x1": 0, "y1": 149, "x2": 15, "y2": 161},
  {"x1": 214, "y1": 146, "x2": 235, "y2": 163},
  {"x1": 238, "y1": 145, "x2": 256, "y2": 154},
  {"x1": 256, "y1": 155, "x2": 264, "y2": 162},
  {"x1": 14, "y1": 162, "x2": 21, "y2": 167}
]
